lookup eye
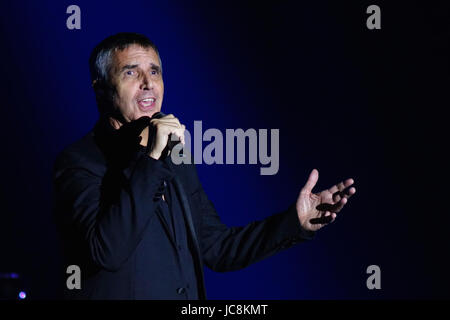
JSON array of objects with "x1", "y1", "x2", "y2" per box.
[
  {"x1": 151, "y1": 70, "x2": 159, "y2": 75},
  {"x1": 125, "y1": 70, "x2": 136, "y2": 76}
]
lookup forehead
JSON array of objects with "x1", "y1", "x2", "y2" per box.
[{"x1": 111, "y1": 44, "x2": 160, "y2": 68}]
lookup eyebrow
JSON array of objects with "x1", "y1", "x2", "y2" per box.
[
  {"x1": 150, "y1": 63, "x2": 162, "y2": 73},
  {"x1": 120, "y1": 64, "x2": 138, "y2": 72},
  {"x1": 119, "y1": 63, "x2": 162, "y2": 73}
]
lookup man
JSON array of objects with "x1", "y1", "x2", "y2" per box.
[{"x1": 53, "y1": 32, "x2": 356, "y2": 299}]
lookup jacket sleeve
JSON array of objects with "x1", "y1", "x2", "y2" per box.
[
  {"x1": 190, "y1": 166, "x2": 316, "y2": 273},
  {"x1": 53, "y1": 150, "x2": 174, "y2": 272}
]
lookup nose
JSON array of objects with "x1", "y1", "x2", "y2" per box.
[{"x1": 139, "y1": 73, "x2": 153, "y2": 90}]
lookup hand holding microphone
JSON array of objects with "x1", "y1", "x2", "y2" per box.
[{"x1": 148, "y1": 112, "x2": 185, "y2": 160}]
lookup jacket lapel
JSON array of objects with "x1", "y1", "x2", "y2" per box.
[
  {"x1": 155, "y1": 200, "x2": 178, "y2": 251},
  {"x1": 170, "y1": 172, "x2": 207, "y2": 300}
]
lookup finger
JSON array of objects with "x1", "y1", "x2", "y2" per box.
[
  {"x1": 332, "y1": 185, "x2": 356, "y2": 202},
  {"x1": 155, "y1": 116, "x2": 180, "y2": 123},
  {"x1": 328, "y1": 178, "x2": 354, "y2": 194},
  {"x1": 171, "y1": 118, "x2": 182, "y2": 127},
  {"x1": 328, "y1": 213, "x2": 337, "y2": 224},
  {"x1": 162, "y1": 123, "x2": 182, "y2": 128},
  {"x1": 151, "y1": 118, "x2": 180, "y2": 125},
  {"x1": 150, "y1": 112, "x2": 175, "y2": 123},
  {"x1": 316, "y1": 197, "x2": 347, "y2": 213},
  {"x1": 300, "y1": 169, "x2": 319, "y2": 194},
  {"x1": 156, "y1": 123, "x2": 182, "y2": 132},
  {"x1": 310, "y1": 214, "x2": 333, "y2": 225},
  {"x1": 179, "y1": 125, "x2": 186, "y2": 144},
  {"x1": 171, "y1": 127, "x2": 185, "y2": 140},
  {"x1": 332, "y1": 197, "x2": 347, "y2": 213},
  {"x1": 154, "y1": 119, "x2": 182, "y2": 128},
  {"x1": 332, "y1": 178, "x2": 354, "y2": 192}
]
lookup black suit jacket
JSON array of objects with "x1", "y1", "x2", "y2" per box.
[{"x1": 53, "y1": 119, "x2": 315, "y2": 299}]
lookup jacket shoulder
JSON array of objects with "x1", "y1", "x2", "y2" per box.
[{"x1": 53, "y1": 131, "x2": 106, "y2": 179}]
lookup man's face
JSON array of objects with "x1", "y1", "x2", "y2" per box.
[{"x1": 109, "y1": 44, "x2": 164, "y2": 122}]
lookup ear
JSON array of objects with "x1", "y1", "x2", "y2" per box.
[
  {"x1": 92, "y1": 79, "x2": 103, "y2": 95},
  {"x1": 93, "y1": 79, "x2": 108, "y2": 98}
]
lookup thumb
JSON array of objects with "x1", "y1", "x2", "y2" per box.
[{"x1": 301, "y1": 169, "x2": 319, "y2": 194}]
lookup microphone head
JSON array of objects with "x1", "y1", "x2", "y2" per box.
[{"x1": 151, "y1": 111, "x2": 166, "y2": 120}]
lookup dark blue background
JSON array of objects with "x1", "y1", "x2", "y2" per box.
[{"x1": 0, "y1": 0, "x2": 448, "y2": 299}]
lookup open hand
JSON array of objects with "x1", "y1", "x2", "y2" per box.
[{"x1": 296, "y1": 169, "x2": 356, "y2": 232}]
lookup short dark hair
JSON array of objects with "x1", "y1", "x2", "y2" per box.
[{"x1": 89, "y1": 32, "x2": 161, "y2": 115}]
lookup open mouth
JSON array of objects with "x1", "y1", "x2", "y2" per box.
[{"x1": 137, "y1": 97, "x2": 156, "y2": 111}]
